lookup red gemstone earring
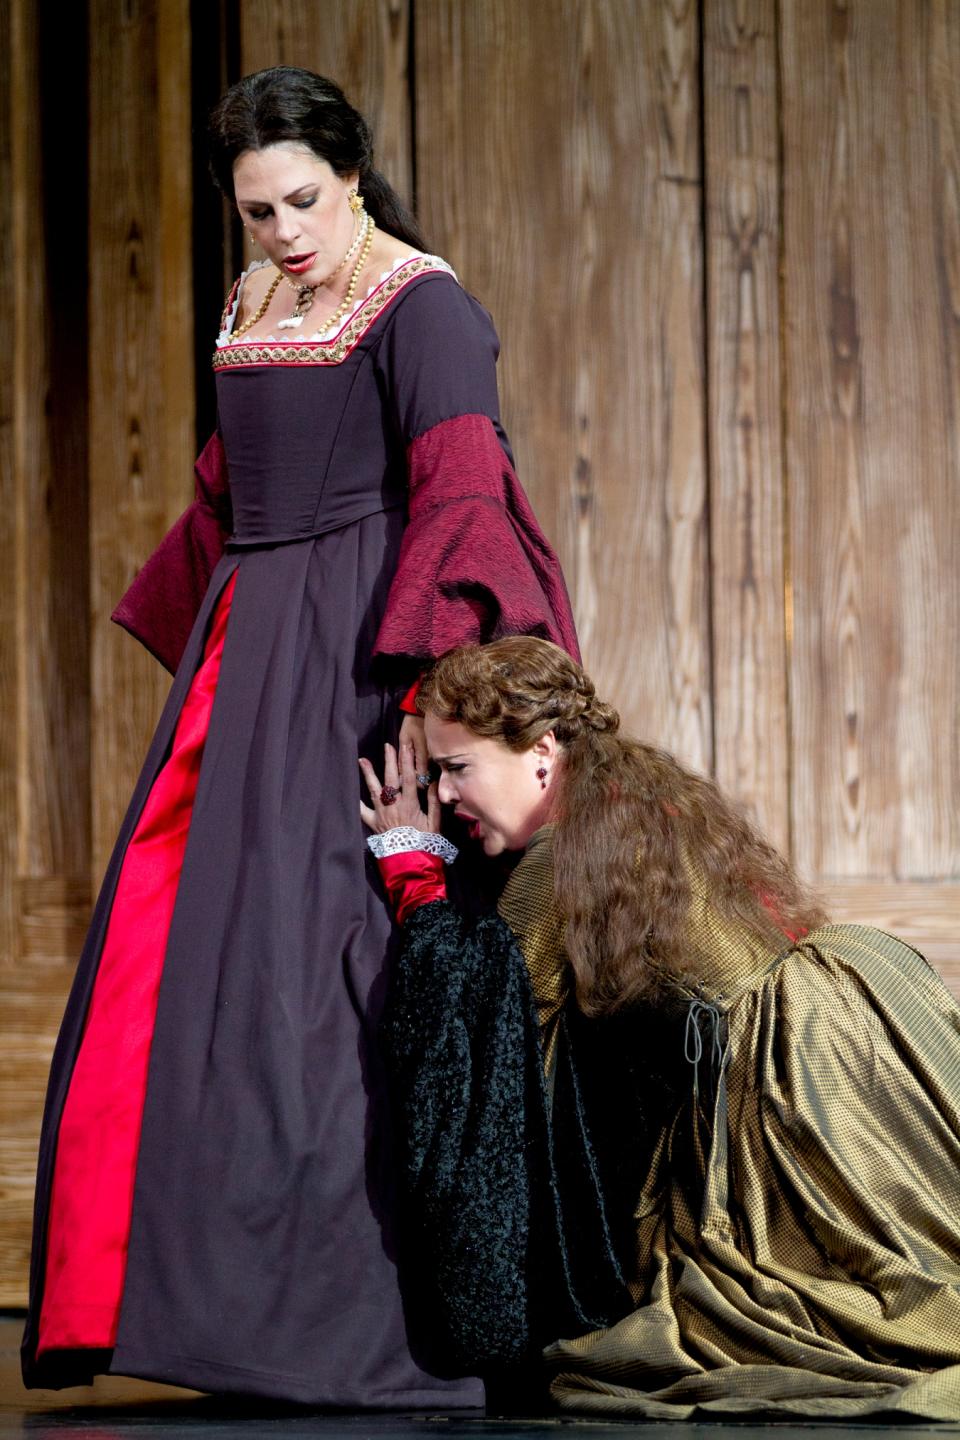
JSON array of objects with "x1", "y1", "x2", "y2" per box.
[{"x1": 536, "y1": 766, "x2": 548, "y2": 789}]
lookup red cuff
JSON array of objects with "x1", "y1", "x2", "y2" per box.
[
  {"x1": 378, "y1": 849, "x2": 447, "y2": 924},
  {"x1": 399, "y1": 678, "x2": 421, "y2": 715}
]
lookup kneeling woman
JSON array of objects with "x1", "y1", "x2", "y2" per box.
[{"x1": 360, "y1": 636, "x2": 960, "y2": 1422}]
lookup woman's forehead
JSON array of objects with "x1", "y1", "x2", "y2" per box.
[
  {"x1": 423, "y1": 716, "x2": 487, "y2": 759},
  {"x1": 233, "y1": 142, "x2": 331, "y2": 191}
]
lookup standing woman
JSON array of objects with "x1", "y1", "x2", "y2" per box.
[{"x1": 22, "y1": 67, "x2": 578, "y2": 1405}]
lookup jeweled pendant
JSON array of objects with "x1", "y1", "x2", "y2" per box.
[{"x1": 276, "y1": 314, "x2": 305, "y2": 329}]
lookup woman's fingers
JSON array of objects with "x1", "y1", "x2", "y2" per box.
[
  {"x1": 398, "y1": 737, "x2": 418, "y2": 793},
  {"x1": 402, "y1": 739, "x2": 442, "y2": 834},
  {"x1": 426, "y1": 782, "x2": 441, "y2": 832},
  {"x1": 383, "y1": 742, "x2": 400, "y2": 790},
  {"x1": 401, "y1": 740, "x2": 439, "y2": 831},
  {"x1": 358, "y1": 741, "x2": 441, "y2": 836},
  {"x1": 399, "y1": 713, "x2": 427, "y2": 778},
  {"x1": 358, "y1": 756, "x2": 382, "y2": 800},
  {"x1": 358, "y1": 759, "x2": 383, "y2": 832}
]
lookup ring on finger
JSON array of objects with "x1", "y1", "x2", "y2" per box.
[
  {"x1": 416, "y1": 772, "x2": 432, "y2": 788},
  {"x1": 380, "y1": 785, "x2": 401, "y2": 805}
]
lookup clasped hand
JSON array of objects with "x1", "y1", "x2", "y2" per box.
[{"x1": 359, "y1": 738, "x2": 441, "y2": 835}]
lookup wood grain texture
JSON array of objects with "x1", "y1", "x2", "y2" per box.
[
  {"x1": 782, "y1": 0, "x2": 960, "y2": 879},
  {"x1": 238, "y1": 0, "x2": 412, "y2": 269},
  {"x1": 414, "y1": 0, "x2": 712, "y2": 772},
  {"x1": 12, "y1": 0, "x2": 90, "y2": 885},
  {"x1": 0, "y1": 0, "x2": 17, "y2": 975},
  {"x1": 0, "y1": 0, "x2": 92, "y2": 1308},
  {"x1": 0, "y1": 880, "x2": 87, "y2": 1304},
  {"x1": 0, "y1": 7, "x2": 22, "y2": 1301},
  {"x1": 3, "y1": 0, "x2": 960, "y2": 1310},
  {"x1": 819, "y1": 881, "x2": 960, "y2": 994},
  {"x1": 703, "y1": 0, "x2": 789, "y2": 850},
  {"x1": 89, "y1": 0, "x2": 195, "y2": 883}
]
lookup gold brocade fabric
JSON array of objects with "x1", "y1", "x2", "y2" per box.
[
  {"x1": 497, "y1": 828, "x2": 568, "y2": 1079},
  {"x1": 498, "y1": 828, "x2": 960, "y2": 1420}
]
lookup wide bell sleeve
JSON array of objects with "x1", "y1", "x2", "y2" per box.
[
  {"x1": 110, "y1": 429, "x2": 233, "y2": 675},
  {"x1": 372, "y1": 275, "x2": 580, "y2": 664}
]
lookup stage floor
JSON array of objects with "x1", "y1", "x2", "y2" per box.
[{"x1": 3, "y1": 1320, "x2": 959, "y2": 1440}]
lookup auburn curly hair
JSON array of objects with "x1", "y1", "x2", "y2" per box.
[{"x1": 418, "y1": 636, "x2": 826, "y2": 1016}]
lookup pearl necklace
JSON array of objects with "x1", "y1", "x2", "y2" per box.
[
  {"x1": 277, "y1": 213, "x2": 376, "y2": 332},
  {"x1": 230, "y1": 271, "x2": 283, "y2": 341},
  {"x1": 230, "y1": 214, "x2": 376, "y2": 341},
  {"x1": 282, "y1": 213, "x2": 365, "y2": 299}
]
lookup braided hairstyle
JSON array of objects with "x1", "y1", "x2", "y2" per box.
[
  {"x1": 208, "y1": 67, "x2": 427, "y2": 250},
  {"x1": 419, "y1": 636, "x2": 825, "y2": 1015},
  {"x1": 419, "y1": 634, "x2": 619, "y2": 752}
]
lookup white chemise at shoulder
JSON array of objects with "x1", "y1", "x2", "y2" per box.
[{"x1": 216, "y1": 253, "x2": 459, "y2": 348}]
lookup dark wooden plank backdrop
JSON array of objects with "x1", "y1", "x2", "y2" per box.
[
  {"x1": 89, "y1": 0, "x2": 194, "y2": 876},
  {"x1": 415, "y1": 0, "x2": 712, "y2": 777},
  {"x1": 1, "y1": 0, "x2": 93, "y2": 1305},
  {"x1": 239, "y1": 0, "x2": 413, "y2": 241},
  {"x1": 1, "y1": 0, "x2": 957, "y2": 1305}
]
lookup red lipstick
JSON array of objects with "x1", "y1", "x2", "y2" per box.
[{"x1": 282, "y1": 252, "x2": 318, "y2": 275}]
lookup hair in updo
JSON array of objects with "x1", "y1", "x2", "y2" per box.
[
  {"x1": 208, "y1": 66, "x2": 427, "y2": 249},
  {"x1": 420, "y1": 636, "x2": 825, "y2": 1016},
  {"x1": 419, "y1": 635, "x2": 620, "y2": 751}
]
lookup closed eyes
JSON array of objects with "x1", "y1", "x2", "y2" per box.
[{"x1": 247, "y1": 196, "x2": 317, "y2": 222}]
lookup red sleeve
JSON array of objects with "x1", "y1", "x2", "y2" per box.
[
  {"x1": 399, "y1": 678, "x2": 421, "y2": 715},
  {"x1": 378, "y1": 850, "x2": 448, "y2": 925},
  {"x1": 373, "y1": 413, "x2": 580, "y2": 664},
  {"x1": 110, "y1": 431, "x2": 232, "y2": 675}
]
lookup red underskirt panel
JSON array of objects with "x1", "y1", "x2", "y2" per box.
[{"x1": 37, "y1": 570, "x2": 237, "y2": 1354}]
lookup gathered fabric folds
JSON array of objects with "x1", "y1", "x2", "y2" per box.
[
  {"x1": 373, "y1": 414, "x2": 581, "y2": 665},
  {"x1": 37, "y1": 571, "x2": 237, "y2": 1353},
  {"x1": 541, "y1": 923, "x2": 960, "y2": 1420},
  {"x1": 383, "y1": 823, "x2": 960, "y2": 1421},
  {"x1": 111, "y1": 432, "x2": 233, "y2": 675}
]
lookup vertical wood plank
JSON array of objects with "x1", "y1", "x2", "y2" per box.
[
  {"x1": 89, "y1": 0, "x2": 195, "y2": 883},
  {"x1": 415, "y1": 0, "x2": 712, "y2": 771},
  {"x1": 782, "y1": 0, "x2": 960, "y2": 879},
  {"x1": 2, "y1": 0, "x2": 92, "y2": 1305},
  {"x1": 191, "y1": 0, "x2": 242, "y2": 442},
  {"x1": 238, "y1": 0, "x2": 412, "y2": 271},
  {"x1": 0, "y1": 0, "x2": 17, "y2": 975},
  {"x1": 13, "y1": 0, "x2": 90, "y2": 886},
  {"x1": 703, "y1": 0, "x2": 789, "y2": 851}
]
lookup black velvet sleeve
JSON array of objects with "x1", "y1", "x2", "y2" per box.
[{"x1": 380, "y1": 900, "x2": 633, "y2": 1376}]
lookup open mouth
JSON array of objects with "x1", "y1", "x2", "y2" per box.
[{"x1": 282, "y1": 251, "x2": 318, "y2": 274}]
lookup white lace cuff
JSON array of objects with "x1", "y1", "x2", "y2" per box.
[{"x1": 366, "y1": 827, "x2": 459, "y2": 863}]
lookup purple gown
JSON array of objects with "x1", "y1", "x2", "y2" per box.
[{"x1": 21, "y1": 257, "x2": 578, "y2": 1404}]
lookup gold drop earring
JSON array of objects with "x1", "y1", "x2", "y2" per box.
[{"x1": 347, "y1": 188, "x2": 365, "y2": 215}]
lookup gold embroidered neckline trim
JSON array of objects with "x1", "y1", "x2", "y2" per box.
[{"x1": 212, "y1": 258, "x2": 453, "y2": 370}]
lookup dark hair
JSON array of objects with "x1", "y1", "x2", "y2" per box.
[
  {"x1": 208, "y1": 66, "x2": 427, "y2": 250},
  {"x1": 420, "y1": 637, "x2": 827, "y2": 1017}
]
